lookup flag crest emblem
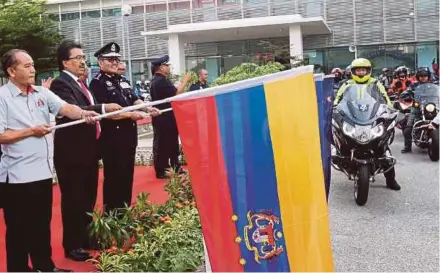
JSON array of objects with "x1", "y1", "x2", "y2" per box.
[{"x1": 244, "y1": 211, "x2": 284, "y2": 263}]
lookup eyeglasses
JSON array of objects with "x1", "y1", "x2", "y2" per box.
[
  {"x1": 69, "y1": 55, "x2": 87, "y2": 61},
  {"x1": 103, "y1": 57, "x2": 121, "y2": 64}
]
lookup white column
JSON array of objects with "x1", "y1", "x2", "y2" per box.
[
  {"x1": 289, "y1": 24, "x2": 303, "y2": 63},
  {"x1": 168, "y1": 34, "x2": 186, "y2": 74}
]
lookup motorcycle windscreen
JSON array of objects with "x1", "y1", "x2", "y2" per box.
[
  {"x1": 337, "y1": 85, "x2": 381, "y2": 125},
  {"x1": 414, "y1": 83, "x2": 440, "y2": 107}
]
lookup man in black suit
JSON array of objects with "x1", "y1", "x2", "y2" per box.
[{"x1": 51, "y1": 40, "x2": 122, "y2": 261}]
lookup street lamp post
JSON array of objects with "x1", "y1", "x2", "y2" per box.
[{"x1": 122, "y1": 4, "x2": 133, "y2": 83}]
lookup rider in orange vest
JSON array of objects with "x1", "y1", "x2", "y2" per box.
[{"x1": 391, "y1": 66, "x2": 414, "y2": 94}]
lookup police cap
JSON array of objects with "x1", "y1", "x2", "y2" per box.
[
  {"x1": 151, "y1": 55, "x2": 171, "y2": 66},
  {"x1": 94, "y1": 42, "x2": 121, "y2": 58},
  {"x1": 151, "y1": 55, "x2": 171, "y2": 74}
]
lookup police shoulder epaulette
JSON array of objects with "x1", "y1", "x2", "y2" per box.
[{"x1": 94, "y1": 73, "x2": 102, "y2": 80}]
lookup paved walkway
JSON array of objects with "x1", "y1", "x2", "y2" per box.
[
  {"x1": 137, "y1": 134, "x2": 181, "y2": 148},
  {"x1": 138, "y1": 137, "x2": 153, "y2": 148}
]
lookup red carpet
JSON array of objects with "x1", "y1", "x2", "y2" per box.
[{"x1": 0, "y1": 166, "x2": 168, "y2": 272}]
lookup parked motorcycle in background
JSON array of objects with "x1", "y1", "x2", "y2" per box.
[
  {"x1": 331, "y1": 85, "x2": 398, "y2": 206},
  {"x1": 411, "y1": 83, "x2": 439, "y2": 161},
  {"x1": 140, "y1": 80, "x2": 151, "y2": 102}
]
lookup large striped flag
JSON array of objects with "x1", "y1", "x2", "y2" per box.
[
  {"x1": 171, "y1": 65, "x2": 334, "y2": 272},
  {"x1": 314, "y1": 74, "x2": 335, "y2": 200}
]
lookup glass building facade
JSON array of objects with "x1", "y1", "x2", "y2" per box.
[{"x1": 45, "y1": 0, "x2": 439, "y2": 83}]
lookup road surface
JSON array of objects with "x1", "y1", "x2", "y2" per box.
[
  {"x1": 329, "y1": 131, "x2": 439, "y2": 272},
  {"x1": 138, "y1": 129, "x2": 438, "y2": 271}
]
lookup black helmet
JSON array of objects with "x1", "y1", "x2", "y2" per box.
[
  {"x1": 395, "y1": 66, "x2": 408, "y2": 78},
  {"x1": 416, "y1": 67, "x2": 431, "y2": 81}
]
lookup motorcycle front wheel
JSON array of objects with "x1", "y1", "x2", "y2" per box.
[
  {"x1": 428, "y1": 129, "x2": 439, "y2": 162},
  {"x1": 354, "y1": 165, "x2": 370, "y2": 206}
]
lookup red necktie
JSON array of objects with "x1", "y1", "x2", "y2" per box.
[{"x1": 78, "y1": 80, "x2": 101, "y2": 139}]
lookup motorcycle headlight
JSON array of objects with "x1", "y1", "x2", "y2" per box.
[
  {"x1": 342, "y1": 122, "x2": 355, "y2": 136},
  {"x1": 354, "y1": 125, "x2": 372, "y2": 143},
  {"x1": 425, "y1": 103, "x2": 436, "y2": 113},
  {"x1": 371, "y1": 124, "x2": 384, "y2": 137}
]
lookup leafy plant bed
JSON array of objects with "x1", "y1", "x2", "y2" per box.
[{"x1": 88, "y1": 170, "x2": 204, "y2": 272}]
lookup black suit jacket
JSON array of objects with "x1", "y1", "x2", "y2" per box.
[{"x1": 51, "y1": 71, "x2": 104, "y2": 166}]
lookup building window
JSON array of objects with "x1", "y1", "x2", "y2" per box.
[
  {"x1": 61, "y1": 12, "x2": 80, "y2": 21},
  {"x1": 102, "y1": 8, "x2": 121, "y2": 17},
  {"x1": 81, "y1": 10, "x2": 100, "y2": 18},
  {"x1": 146, "y1": 4, "x2": 166, "y2": 12},
  {"x1": 416, "y1": 42, "x2": 439, "y2": 68},
  {"x1": 323, "y1": 47, "x2": 355, "y2": 74},
  {"x1": 46, "y1": 13, "x2": 60, "y2": 21},
  {"x1": 222, "y1": 0, "x2": 240, "y2": 4},
  {"x1": 132, "y1": 6, "x2": 144, "y2": 14},
  {"x1": 358, "y1": 44, "x2": 417, "y2": 74},
  {"x1": 131, "y1": 60, "x2": 153, "y2": 82},
  {"x1": 60, "y1": 8, "x2": 121, "y2": 21}
]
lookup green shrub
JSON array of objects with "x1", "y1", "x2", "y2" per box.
[
  {"x1": 88, "y1": 171, "x2": 203, "y2": 272},
  {"x1": 212, "y1": 61, "x2": 285, "y2": 86}
]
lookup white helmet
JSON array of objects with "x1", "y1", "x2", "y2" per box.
[{"x1": 144, "y1": 80, "x2": 150, "y2": 85}]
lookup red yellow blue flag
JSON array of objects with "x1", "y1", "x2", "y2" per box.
[{"x1": 171, "y1": 65, "x2": 334, "y2": 272}]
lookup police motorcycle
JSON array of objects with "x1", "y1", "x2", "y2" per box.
[
  {"x1": 141, "y1": 90, "x2": 151, "y2": 102},
  {"x1": 331, "y1": 85, "x2": 398, "y2": 206},
  {"x1": 393, "y1": 89, "x2": 414, "y2": 131},
  {"x1": 411, "y1": 83, "x2": 439, "y2": 161},
  {"x1": 141, "y1": 80, "x2": 152, "y2": 102}
]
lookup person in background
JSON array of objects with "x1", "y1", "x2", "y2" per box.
[
  {"x1": 402, "y1": 67, "x2": 435, "y2": 154},
  {"x1": 117, "y1": 62, "x2": 128, "y2": 81},
  {"x1": 90, "y1": 42, "x2": 160, "y2": 214},
  {"x1": 391, "y1": 66, "x2": 414, "y2": 94},
  {"x1": 144, "y1": 80, "x2": 150, "y2": 92},
  {"x1": 330, "y1": 67, "x2": 343, "y2": 89},
  {"x1": 189, "y1": 69, "x2": 209, "y2": 91},
  {"x1": 0, "y1": 48, "x2": 99, "y2": 272},
  {"x1": 379, "y1": 68, "x2": 393, "y2": 91},
  {"x1": 150, "y1": 55, "x2": 191, "y2": 179},
  {"x1": 79, "y1": 65, "x2": 89, "y2": 84},
  {"x1": 50, "y1": 40, "x2": 123, "y2": 261},
  {"x1": 432, "y1": 58, "x2": 439, "y2": 82},
  {"x1": 134, "y1": 80, "x2": 142, "y2": 97}
]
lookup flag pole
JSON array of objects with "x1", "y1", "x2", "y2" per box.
[{"x1": 50, "y1": 107, "x2": 173, "y2": 131}]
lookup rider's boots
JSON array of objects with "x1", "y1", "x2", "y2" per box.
[
  {"x1": 384, "y1": 167, "x2": 401, "y2": 191},
  {"x1": 402, "y1": 127, "x2": 413, "y2": 153}
]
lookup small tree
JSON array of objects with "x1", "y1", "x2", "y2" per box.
[
  {"x1": 212, "y1": 62, "x2": 285, "y2": 86},
  {"x1": 0, "y1": 0, "x2": 62, "y2": 75},
  {"x1": 257, "y1": 40, "x2": 305, "y2": 69}
]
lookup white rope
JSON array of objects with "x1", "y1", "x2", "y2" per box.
[
  {"x1": 50, "y1": 106, "x2": 173, "y2": 131},
  {"x1": 50, "y1": 67, "x2": 316, "y2": 131}
]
